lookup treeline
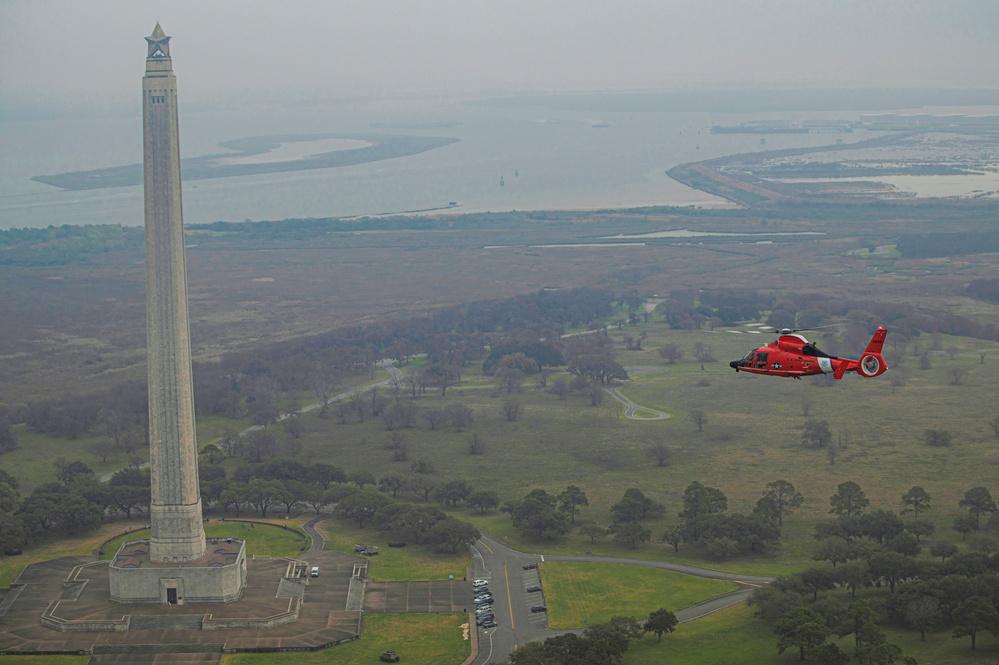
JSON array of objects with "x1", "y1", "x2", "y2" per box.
[
  {"x1": 897, "y1": 231, "x2": 999, "y2": 258},
  {"x1": 503, "y1": 480, "x2": 800, "y2": 559},
  {"x1": 0, "y1": 455, "x2": 482, "y2": 556},
  {"x1": 749, "y1": 482, "x2": 999, "y2": 660},
  {"x1": 0, "y1": 224, "x2": 144, "y2": 266}
]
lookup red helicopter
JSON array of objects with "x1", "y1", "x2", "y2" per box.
[{"x1": 729, "y1": 326, "x2": 888, "y2": 380}]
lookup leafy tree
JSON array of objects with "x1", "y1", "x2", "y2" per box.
[
  {"x1": 748, "y1": 584, "x2": 805, "y2": 623},
  {"x1": 859, "y1": 509, "x2": 905, "y2": 544},
  {"x1": 930, "y1": 539, "x2": 959, "y2": 562},
  {"x1": 467, "y1": 490, "x2": 499, "y2": 513},
  {"x1": 244, "y1": 478, "x2": 287, "y2": 517},
  {"x1": 433, "y1": 479, "x2": 473, "y2": 507},
  {"x1": 952, "y1": 512, "x2": 978, "y2": 540},
  {"x1": 905, "y1": 596, "x2": 942, "y2": 641},
  {"x1": 829, "y1": 481, "x2": 868, "y2": 517},
  {"x1": 377, "y1": 473, "x2": 406, "y2": 498},
  {"x1": 797, "y1": 566, "x2": 838, "y2": 601},
  {"x1": 54, "y1": 459, "x2": 95, "y2": 485},
  {"x1": 900, "y1": 486, "x2": 931, "y2": 518},
  {"x1": 511, "y1": 489, "x2": 571, "y2": 541},
  {"x1": 580, "y1": 524, "x2": 606, "y2": 544},
  {"x1": 0, "y1": 407, "x2": 17, "y2": 453},
  {"x1": 425, "y1": 517, "x2": 480, "y2": 554},
  {"x1": 558, "y1": 485, "x2": 589, "y2": 524},
  {"x1": 644, "y1": 608, "x2": 678, "y2": 643},
  {"x1": 773, "y1": 607, "x2": 830, "y2": 661},
  {"x1": 610, "y1": 521, "x2": 651, "y2": 549},
  {"x1": 612, "y1": 488, "x2": 664, "y2": 524},
  {"x1": 959, "y1": 486, "x2": 997, "y2": 528},
  {"x1": 335, "y1": 488, "x2": 392, "y2": 528},
  {"x1": 0, "y1": 511, "x2": 27, "y2": 553},
  {"x1": 660, "y1": 525, "x2": 683, "y2": 553},
  {"x1": 759, "y1": 480, "x2": 804, "y2": 527},
  {"x1": 804, "y1": 642, "x2": 850, "y2": 665},
  {"x1": 951, "y1": 595, "x2": 999, "y2": 650},
  {"x1": 802, "y1": 420, "x2": 833, "y2": 448},
  {"x1": 679, "y1": 481, "x2": 727, "y2": 523},
  {"x1": 924, "y1": 428, "x2": 953, "y2": 447},
  {"x1": 906, "y1": 517, "x2": 935, "y2": 543}
]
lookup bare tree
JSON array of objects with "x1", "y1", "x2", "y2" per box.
[
  {"x1": 689, "y1": 408, "x2": 708, "y2": 432},
  {"x1": 658, "y1": 343, "x2": 683, "y2": 364},
  {"x1": 467, "y1": 432, "x2": 485, "y2": 455},
  {"x1": 445, "y1": 403, "x2": 474, "y2": 431},
  {"x1": 502, "y1": 398, "x2": 521, "y2": 422},
  {"x1": 988, "y1": 414, "x2": 999, "y2": 440},
  {"x1": 949, "y1": 367, "x2": 967, "y2": 385},
  {"x1": 550, "y1": 376, "x2": 571, "y2": 400},
  {"x1": 88, "y1": 440, "x2": 117, "y2": 463},
  {"x1": 691, "y1": 342, "x2": 716, "y2": 363},
  {"x1": 648, "y1": 441, "x2": 672, "y2": 467}
]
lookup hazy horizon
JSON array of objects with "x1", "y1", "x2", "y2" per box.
[{"x1": 3, "y1": 0, "x2": 999, "y2": 114}]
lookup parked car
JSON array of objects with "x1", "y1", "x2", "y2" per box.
[
  {"x1": 473, "y1": 587, "x2": 489, "y2": 595},
  {"x1": 476, "y1": 614, "x2": 494, "y2": 625},
  {"x1": 310, "y1": 566, "x2": 319, "y2": 577},
  {"x1": 473, "y1": 579, "x2": 489, "y2": 587},
  {"x1": 526, "y1": 585, "x2": 542, "y2": 592},
  {"x1": 475, "y1": 599, "x2": 492, "y2": 607},
  {"x1": 380, "y1": 651, "x2": 400, "y2": 663},
  {"x1": 531, "y1": 605, "x2": 547, "y2": 613},
  {"x1": 481, "y1": 620, "x2": 498, "y2": 628},
  {"x1": 522, "y1": 563, "x2": 538, "y2": 570},
  {"x1": 474, "y1": 593, "x2": 493, "y2": 601},
  {"x1": 475, "y1": 605, "x2": 493, "y2": 614}
]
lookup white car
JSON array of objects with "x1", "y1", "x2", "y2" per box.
[
  {"x1": 475, "y1": 605, "x2": 493, "y2": 614},
  {"x1": 472, "y1": 579, "x2": 489, "y2": 587}
]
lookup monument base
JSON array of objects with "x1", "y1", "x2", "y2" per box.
[{"x1": 108, "y1": 538, "x2": 246, "y2": 604}]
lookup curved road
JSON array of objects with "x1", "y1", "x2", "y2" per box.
[
  {"x1": 604, "y1": 385, "x2": 669, "y2": 420},
  {"x1": 468, "y1": 533, "x2": 773, "y2": 665}
]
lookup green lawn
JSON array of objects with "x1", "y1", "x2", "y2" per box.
[
  {"x1": 540, "y1": 561, "x2": 736, "y2": 629},
  {"x1": 318, "y1": 517, "x2": 469, "y2": 581},
  {"x1": 625, "y1": 603, "x2": 782, "y2": 665},
  {"x1": 97, "y1": 520, "x2": 308, "y2": 560},
  {"x1": 222, "y1": 613, "x2": 470, "y2": 665}
]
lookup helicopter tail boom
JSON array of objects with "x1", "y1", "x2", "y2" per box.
[{"x1": 853, "y1": 326, "x2": 889, "y2": 378}]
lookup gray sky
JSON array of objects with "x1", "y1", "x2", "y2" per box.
[{"x1": 2, "y1": 0, "x2": 998, "y2": 110}]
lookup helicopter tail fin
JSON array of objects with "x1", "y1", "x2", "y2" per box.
[{"x1": 856, "y1": 326, "x2": 889, "y2": 378}]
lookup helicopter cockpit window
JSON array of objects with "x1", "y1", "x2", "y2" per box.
[
  {"x1": 802, "y1": 343, "x2": 831, "y2": 358},
  {"x1": 755, "y1": 352, "x2": 768, "y2": 365}
]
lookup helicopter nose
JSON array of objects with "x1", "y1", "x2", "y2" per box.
[{"x1": 729, "y1": 360, "x2": 739, "y2": 370}]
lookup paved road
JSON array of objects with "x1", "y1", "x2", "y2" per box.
[
  {"x1": 604, "y1": 385, "x2": 670, "y2": 420},
  {"x1": 467, "y1": 534, "x2": 773, "y2": 664}
]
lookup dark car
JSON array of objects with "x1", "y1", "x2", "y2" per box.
[
  {"x1": 522, "y1": 563, "x2": 538, "y2": 570},
  {"x1": 481, "y1": 620, "x2": 498, "y2": 628},
  {"x1": 476, "y1": 614, "x2": 494, "y2": 625},
  {"x1": 474, "y1": 586, "x2": 489, "y2": 595},
  {"x1": 531, "y1": 605, "x2": 547, "y2": 613},
  {"x1": 380, "y1": 651, "x2": 400, "y2": 662},
  {"x1": 526, "y1": 585, "x2": 542, "y2": 592},
  {"x1": 475, "y1": 599, "x2": 492, "y2": 607}
]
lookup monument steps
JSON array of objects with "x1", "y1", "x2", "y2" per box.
[{"x1": 126, "y1": 613, "x2": 205, "y2": 631}]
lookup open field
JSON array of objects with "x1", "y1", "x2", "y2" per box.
[
  {"x1": 221, "y1": 612, "x2": 470, "y2": 665},
  {"x1": 540, "y1": 561, "x2": 736, "y2": 629}
]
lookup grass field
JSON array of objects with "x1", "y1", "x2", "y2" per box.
[
  {"x1": 539, "y1": 561, "x2": 736, "y2": 629},
  {"x1": 318, "y1": 517, "x2": 469, "y2": 581},
  {"x1": 97, "y1": 519, "x2": 308, "y2": 560},
  {"x1": 221, "y1": 613, "x2": 470, "y2": 665}
]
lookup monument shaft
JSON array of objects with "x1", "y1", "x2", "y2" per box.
[{"x1": 143, "y1": 29, "x2": 206, "y2": 563}]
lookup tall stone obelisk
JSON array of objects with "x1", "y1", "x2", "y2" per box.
[{"x1": 142, "y1": 23, "x2": 206, "y2": 563}]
